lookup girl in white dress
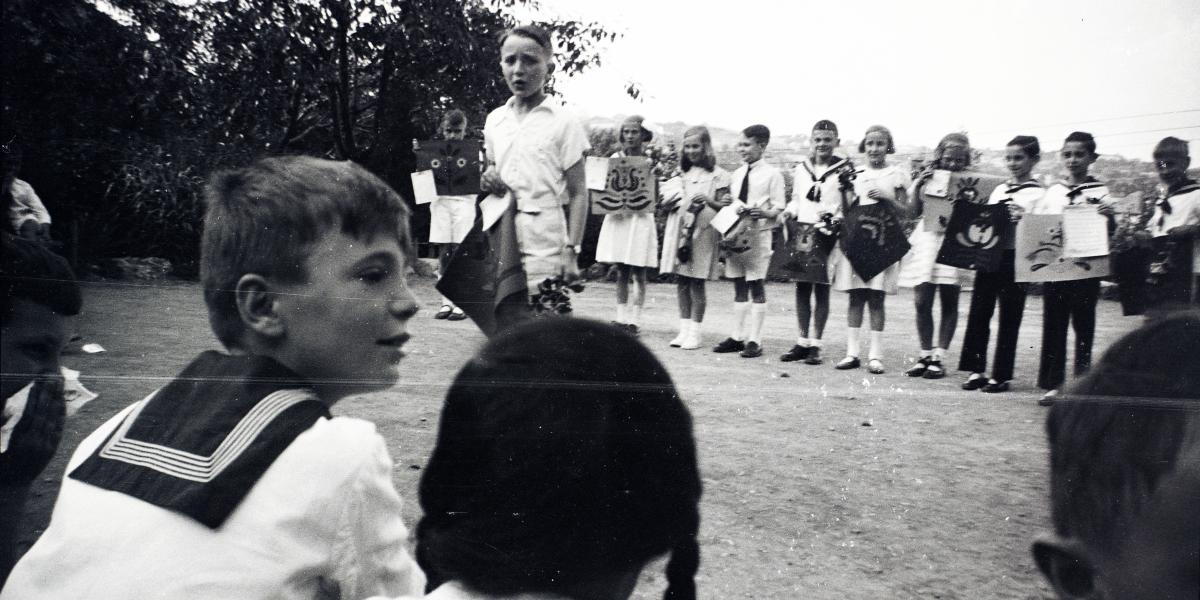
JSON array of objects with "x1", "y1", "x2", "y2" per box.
[
  {"x1": 900, "y1": 133, "x2": 970, "y2": 379},
  {"x1": 595, "y1": 115, "x2": 660, "y2": 334},
  {"x1": 659, "y1": 126, "x2": 731, "y2": 349},
  {"x1": 832, "y1": 125, "x2": 914, "y2": 374}
]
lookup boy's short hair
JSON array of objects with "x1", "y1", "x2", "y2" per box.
[
  {"x1": 499, "y1": 24, "x2": 553, "y2": 57},
  {"x1": 1, "y1": 233, "x2": 82, "y2": 323},
  {"x1": 811, "y1": 120, "x2": 838, "y2": 136},
  {"x1": 200, "y1": 156, "x2": 414, "y2": 349},
  {"x1": 934, "y1": 132, "x2": 971, "y2": 167},
  {"x1": 441, "y1": 109, "x2": 467, "y2": 130},
  {"x1": 417, "y1": 318, "x2": 702, "y2": 599},
  {"x1": 857, "y1": 124, "x2": 896, "y2": 154},
  {"x1": 679, "y1": 125, "x2": 716, "y2": 172},
  {"x1": 742, "y1": 124, "x2": 771, "y2": 146},
  {"x1": 1153, "y1": 136, "x2": 1189, "y2": 159},
  {"x1": 1046, "y1": 310, "x2": 1200, "y2": 552},
  {"x1": 1007, "y1": 135, "x2": 1041, "y2": 159},
  {"x1": 1063, "y1": 131, "x2": 1097, "y2": 155}
]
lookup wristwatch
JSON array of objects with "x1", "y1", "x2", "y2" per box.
[{"x1": 565, "y1": 244, "x2": 582, "y2": 254}]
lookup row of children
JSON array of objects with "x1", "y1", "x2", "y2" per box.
[
  {"x1": 2, "y1": 157, "x2": 1197, "y2": 600},
  {"x1": 409, "y1": 21, "x2": 1197, "y2": 407},
  {"x1": 594, "y1": 117, "x2": 1199, "y2": 404}
]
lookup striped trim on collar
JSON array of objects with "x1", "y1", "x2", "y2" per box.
[{"x1": 96, "y1": 389, "x2": 317, "y2": 483}]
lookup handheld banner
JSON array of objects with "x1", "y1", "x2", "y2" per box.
[
  {"x1": 840, "y1": 201, "x2": 910, "y2": 281},
  {"x1": 936, "y1": 201, "x2": 1009, "y2": 271},
  {"x1": 922, "y1": 171, "x2": 1006, "y2": 234},
  {"x1": 768, "y1": 220, "x2": 836, "y2": 283},
  {"x1": 414, "y1": 140, "x2": 482, "y2": 196},
  {"x1": 589, "y1": 156, "x2": 656, "y2": 214},
  {"x1": 1015, "y1": 214, "x2": 1110, "y2": 282}
]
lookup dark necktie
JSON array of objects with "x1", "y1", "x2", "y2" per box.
[{"x1": 739, "y1": 164, "x2": 752, "y2": 202}]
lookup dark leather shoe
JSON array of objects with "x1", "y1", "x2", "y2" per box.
[
  {"x1": 740, "y1": 342, "x2": 763, "y2": 358},
  {"x1": 962, "y1": 374, "x2": 987, "y2": 390},
  {"x1": 713, "y1": 337, "x2": 745, "y2": 353},
  {"x1": 923, "y1": 359, "x2": 946, "y2": 379},
  {"x1": 983, "y1": 380, "x2": 1010, "y2": 393},
  {"x1": 780, "y1": 344, "x2": 810, "y2": 362},
  {"x1": 905, "y1": 357, "x2": 930, "y2": 377},
  {"x1": 804, "y1": 347, "x2": 824, "y2": 365},
  {"x1": 835, "y1": 356, "x2": 861, "y2": 370}
]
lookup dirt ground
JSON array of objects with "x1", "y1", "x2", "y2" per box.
[{"x1": 17, "y1": 275, "x2": 1142, "y2": 599}]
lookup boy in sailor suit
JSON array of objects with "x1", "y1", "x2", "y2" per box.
[{"x1": 2, "y1": 157, "x2": 426, "y2": 600}]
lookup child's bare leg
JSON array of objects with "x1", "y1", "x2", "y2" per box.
[
  {"x1": 690, "y1": 279, "x2": 707, "y2": 322},
  {"x1": 616, "y1": 264, "x2": 632, "y2": 304},
  {"x1": 748, "y1": 280, "x2": 766, "y2": 304},
  {"x1": 913, "y1": 283, "x2": 936, "y2": 351},
  {"x1": 867, "y1": 290, "x2": 886, "y2": 332},
  {"x1": 733, "y1": 278, "x2": 749, "y2": 303},
  {"x1": 847, "y1": 290, "x2": 867, "y2": 329},
  {"x1": 630, "y1": 266, "x2": 647, "y2": 307},
  {"x1": 812, "y1": 283, "x2": 830, "y2": 340},
  {"x1": 795, "y1": 283, "x2": 813, "y2": 339},
  {"x1": 676, "y1": 278, "x2": 693, "y2": 319},
  {"x1": 936, "y1": 284, "x2": 961, "y2": 351}
]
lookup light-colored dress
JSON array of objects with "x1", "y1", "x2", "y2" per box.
[
  {"x1": 898, "y1": 173, "x2": 964, "y2": 288},
  {"x1": 595, "y1": 151, "x2": 660, "y2": 268},
  {"x1": 659, "y1": 166, "x2": 730, "y2": 279},
  {"x1": 832, "y1": 164, "x2": 911, "y2": 293}
]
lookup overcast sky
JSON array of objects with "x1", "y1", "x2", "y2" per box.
[{"x1": 526, "y1": 0, "x2": 1200, "y2": 158}]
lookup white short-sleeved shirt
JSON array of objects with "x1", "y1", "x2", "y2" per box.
[
  {"x1": 483, "y1": 97, "x2": 589, "y2": 212},
  {"x1": 1031, "y1": 180, "x2": 1110, "y2": 215},
  {"x1": 1149, "y1": 183, "x2": 1200, "y2": 238},
  {"x1": 729, "y1": 159, "x2": 786, "y2": 231},
  {"x1": 787, "y1": 158, "x2": 847, "y2": 223},
  {"x1": 8, "y1": 178, "x2": 51, "y2": 229},
  {"x1": 2, "y1": 400, "x2": 426, "y2": 600}
]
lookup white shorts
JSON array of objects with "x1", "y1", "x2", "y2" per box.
[
  {"x1": 429, "y1": 195, "x2": 476, "y2": 244},
  {"x1": 723, "y1": 230, "x2": 773, "y2": 281},
  {"x1": 515, "y1": 207, "x2": 569, "y2": 293}
]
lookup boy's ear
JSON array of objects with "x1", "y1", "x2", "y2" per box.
[
  {"x1": 1032, "y1": 534, "x2": 1100, "y2": 599},
  {"x1": 234, "y1": 274, "x2": 286, "y2": 340}
]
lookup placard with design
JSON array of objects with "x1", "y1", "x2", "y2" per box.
[
  {"x1": 936, "y1": 201, "x2": 1009, "y2": 271},
  {"x1": 414, "y1": 140, "x2": 482, "y2": 196},
  {"x1": 1015, "y1": 214, "x2": 1111, "y2": 282},
  {"x1": 589, "y1": 156, "x2": 656, "y2": 214}
]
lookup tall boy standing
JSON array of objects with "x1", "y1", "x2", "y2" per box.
[
  {"x1": 480, "y1": 25, "x2": 590, "y2": 295},
  {"x1": 2, "y1": 157, "x2": 426, "y2": 599},
  {"x1": 713, "y1": 124, "x2": 785, "y2": 358}
]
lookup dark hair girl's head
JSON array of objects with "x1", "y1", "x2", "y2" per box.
[{"x1": 417, "y1": 318, "x2": 703, "y2": 600}]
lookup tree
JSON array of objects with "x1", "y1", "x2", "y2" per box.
[{"x1": 1, "y1": 0, "x2": 621, "y2": 267}]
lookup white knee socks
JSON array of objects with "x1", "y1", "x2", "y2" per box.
[
  {"x1": 731, "y1": 301, "x2": 751, "y2": 340},
  {"x1": 749, "y1": 303, "x2": 768, "y2": 344},
  {"x1": 869, "y1": 330, "x2": 884, "y2": 361},
  {"x1": 846, "y1": 327, "x2": 861, "y2": 358}
]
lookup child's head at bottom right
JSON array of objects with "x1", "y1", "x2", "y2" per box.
[{"x1": 1035, "y1": 309, "x2": 1200, "y2": 600}]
